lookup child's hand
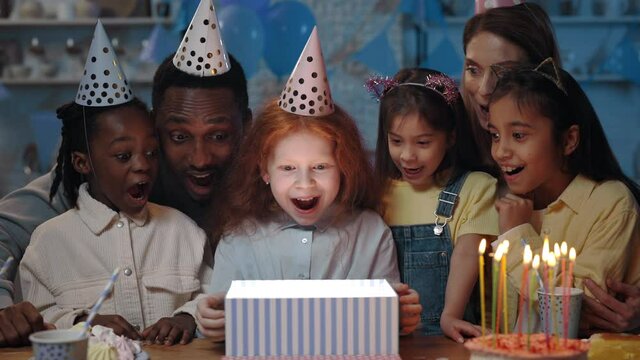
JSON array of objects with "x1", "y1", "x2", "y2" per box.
[
  {"x1": 195, "y1": 293, "x2": 226, "y2": 342},
  {"x1": 141, "y1": 313, "x2": 196, "y2": 345},
  {"x1": 494, "y1": 193, "x2": 533, "y2": 233},
  {"x1": 81, "y1": 314, "x2": 141, "y2": 340},
  {"x1": 440, "y1": 313, "x2": 482, "y2": 343},
  {"x1": 391, "y1": 283, "x2": 422, "y2": 335}
]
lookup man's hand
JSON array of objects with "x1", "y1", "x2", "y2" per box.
[
  {"x1": 195, "y1": 293, "x2": 226, "y2": 341},
  {"x1": 77, "y1": 314, "x2": 141, "y2": 340},
  {"x1": 0, "y1": 301, "x2": 55, "y2": 347},
  {"x1": 580, "y1": 278, "x2": 640, "y2": 335},
  {"x1": 392, "y1": 283, "x2": 422, "y2": 335},
  {"x1": 142, "y1": 314, "x2": 196, "y2": 345}
]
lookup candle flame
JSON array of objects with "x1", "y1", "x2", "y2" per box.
[
  {"x1": 554, "y1": 243, "x2": 561, "y2": 258},
  {"x1": 532, "y1": 254, "x2": 540, "y2": 270},
  {"x1": 502, "y1": 240, "x2": 510, "y2": 254},
  {"x1": 479, "y1": 238, "x2": 487, "y2": 255},
  {"x1": 523, "y1": 244, "x2": 532, "y2": 264},
  {"x1": 548, "y1": 253, "x2": 557, "y2": 267},
  {"x1": 569, "y1": 247, "x2": 576, "y2": 261},
  {"x1": 542, "y1": 236, "x2": 550, "y2": 261},
  {"x1": 494, "y1": 244, "x2": 504, "y2": 262},
  {"x1": 561, "y1": 242, "x2": 568, "y2": 256}
]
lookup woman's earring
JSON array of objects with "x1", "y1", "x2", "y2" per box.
[{"x1": 265, "y1": 181, "x2": 270, "y2": 185}]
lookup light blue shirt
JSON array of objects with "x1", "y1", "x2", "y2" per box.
[{"x1": 209, "y1": 209, "x2": 400, "y2": 293}]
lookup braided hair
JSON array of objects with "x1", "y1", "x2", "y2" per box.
[{"x1": 50, "y1": 98, "x2": 149, "y2": 206}]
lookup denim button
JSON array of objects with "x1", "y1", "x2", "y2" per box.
[
  {"x1": 116, "y1": 221, "x2": 124, "y2": 228},
  {"x1": 123, "y1": 267, "x2": 132, "y2": 276}
]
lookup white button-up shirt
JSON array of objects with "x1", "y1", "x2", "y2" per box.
[{"x1": 20, "y1": 183, "x2": 212, "y2": 329}]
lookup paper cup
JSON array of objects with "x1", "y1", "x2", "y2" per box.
[
  {"x1": 537, "y1": 287, "x2": 583, "y2": 339},
  {"x1": 30, "y1": 329, "x2": 88, "y2": 360}
]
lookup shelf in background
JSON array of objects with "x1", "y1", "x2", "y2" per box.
[
  {"x1": 0, "y1": 17, "x2": 173, "y2": 27},
  {"x1": 442, "y1": 15, "x2": 640, "y2": 25},
  {"x1": 0, "y1": 77, "x2": 154, "y2": 85}
]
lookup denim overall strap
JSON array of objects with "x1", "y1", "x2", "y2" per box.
[
  {"x1": 390, "y1": 172, "x2": 471, "y2": 335},
  {"x1": 433, "y1": 172, "x2": 470, "y2": 236}
]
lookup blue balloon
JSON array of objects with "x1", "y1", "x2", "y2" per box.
[
  {"x1": 219, "y1": 0, "x2": 269, "y2": 14},
  {"x1": 218, "y1": 5, "x2": 265, "y2": 78},
  {"x1": 263, "y1": 1, "x2": 316, "y2": 77}
]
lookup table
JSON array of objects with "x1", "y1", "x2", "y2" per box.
[{"x1": 0, "y1": 334, "x2": 470, "y2": 360}]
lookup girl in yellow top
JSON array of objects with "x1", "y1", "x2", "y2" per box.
[
  {"x1": 488, "y1": 58, "x2": 640, "y2": 332},
  {"x1": 368, "y1": 68, "x2": 499, "y2": 342}
]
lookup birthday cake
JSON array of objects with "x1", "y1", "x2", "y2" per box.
[
  {"x1": 464, "y1": 334, "x2": 590, "y2": 359},
  {"x1": 72, "y1": 323, "x2": 147, "y2": 360}
]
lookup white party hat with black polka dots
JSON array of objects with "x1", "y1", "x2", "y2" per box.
[
  {"x1": 172, "y1": 0, "x2": 230, "y2": 76},
  {"x1": 75, "y1": 20, "x2": 133, "y2": 107},
  {"x1": 279, "y1": 26, "x2": 334, "y2": 117}
]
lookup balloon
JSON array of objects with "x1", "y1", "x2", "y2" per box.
[
  {"x1": 218, "y1": 5, "x2": 265, "y2": 78},
  {"x1": 263, "y1": 1, "x2": 316, "y2": 77},
  {"x1": 219, "y1": 0, "x2": 269, "y2": 14}
]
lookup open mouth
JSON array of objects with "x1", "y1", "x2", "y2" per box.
[
  {"x1": 127, "y1": 182, "x2": 149, "y2": 201},
  {"x1": 188, "y1": 173, "x2": 213, "y2": 187},
  {"x1": 291, "y1": 197, "x2": 319, "y2": 211},
  {"x1": 502, "y1": 166, "x2": 524, "y2": 176}
]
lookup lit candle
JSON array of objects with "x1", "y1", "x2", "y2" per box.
[
  {"x1": 479, "y1": 239, "x2": 487, "y2": 337},
  {"x1": 518, "y1": 245, "x2": 532, "y2": 339},
  {"x1": 492, "y1": 244, "x2": 504, "y2": 346},
  {"x1": 530, "y1": 255, "x2": 541, "y2": 350},
  {"x1": 542, "y1": 236, "x2": 550, "y2": 292},
  {"x1": 548, "y1": 254, "x2": 557, "y2": 344},
  {"x1": 502, "y1": 240, "x2": 509, "y2": 334},
  {"x1": 561, "y1": 242, "x2": 568, "y2": 344},
  {"x1": 565, "y1": 248, "x2": 576, "y2": 342},
  {"x1": 560, "y1": 242, "x2": 568, "y2": 287}
]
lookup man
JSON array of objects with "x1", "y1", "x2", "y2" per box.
[{"x1": 0, "y1": 53, "x2": 251, "y2": 346}]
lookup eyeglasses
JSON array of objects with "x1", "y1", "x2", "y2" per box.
[{"x1": 489, "y1": 57, "x2": 567, "y2": 95}]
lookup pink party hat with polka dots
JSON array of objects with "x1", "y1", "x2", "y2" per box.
[
  {"x1": 475, "y1": 0, "x2": 525, "y2": 14},
  {"x1": 279, "y1": 27, "x2": 334, "y2": 117},
  {"x1": 172, "y1": 0, "x2": 230, "y2": 77},
  {"x1": 75, "y1": 20, "x2": 133, "y2": 107}
]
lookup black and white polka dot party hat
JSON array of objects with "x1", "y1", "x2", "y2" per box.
[
  {"x1": 75, "y1": 20, "x2": 133, "y2": 107},
  {"x1": 172, "y1": 0, "x2": 230, "y2": 77},
  {"x1": 279, "y1": 26, "x2": 334, "y2": 117}
]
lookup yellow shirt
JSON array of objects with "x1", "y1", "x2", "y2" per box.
[
  {"x1": 382, "y1": 171, "x2": 499, "y2": 244},
  {"x1": 499, "y1": 174, "x2": 640, "y2": 330}
]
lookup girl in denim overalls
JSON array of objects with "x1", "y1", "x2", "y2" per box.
[{"x1": 369, "y1": 68, "x2": 499, "y2": 342}]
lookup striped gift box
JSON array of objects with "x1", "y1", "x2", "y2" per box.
[{"x1": 225, "y1": 279, "x2": 399, "y2": 357}]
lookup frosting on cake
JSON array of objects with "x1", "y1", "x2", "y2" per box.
[{"x1": 464, "y1": 334, "x2": 589, "y2": 359}]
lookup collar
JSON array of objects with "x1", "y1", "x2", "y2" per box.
[
  {"x1": 275, "y1": 205, "x2": 340, "y2": 233},
  {"x1": 77, "y1": 183, "x2": 149, "y2": 234},
  {"x1": 548, "y1": 174, "x2": 596, "y2": 214}
]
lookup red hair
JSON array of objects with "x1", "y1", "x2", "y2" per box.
[{"x1": 217, "y1": 99, "x2": 378, "y2": 236}]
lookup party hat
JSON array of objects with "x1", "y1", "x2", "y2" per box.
[
  {"x1": 173, "y1": 0, "x2": 230, "y2": 76},
  {"x1": 278, "y1": 27, "x2": 334, "y2": 117},
  {"x1": 475, "y1": 0, "x2": 524, "y2": 14},
  {"x1": 76, "y1": 20, "x2": 133, "y2": 107}
]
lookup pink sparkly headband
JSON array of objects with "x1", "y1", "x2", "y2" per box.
[{"x1": 365, "y1": 74, "x2": 460, "y2": 106}]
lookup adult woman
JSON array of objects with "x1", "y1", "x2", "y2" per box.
[
  {"x1": 461, "y1": 2, "x2": 560, "y2": 164},
  {"x1": 460, "y1": 2, "x2": 640, "y2": 334}
]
